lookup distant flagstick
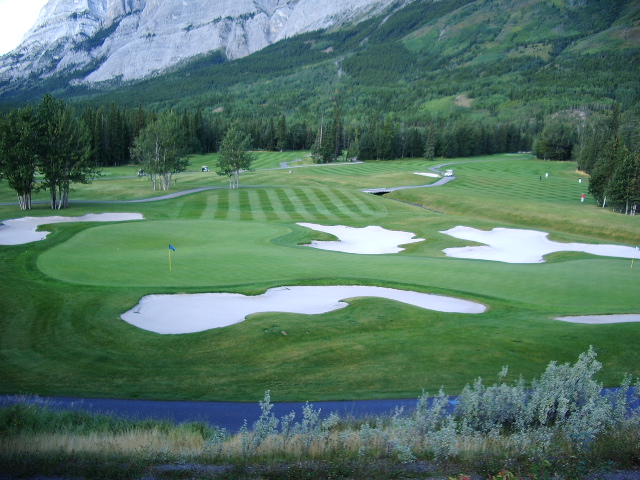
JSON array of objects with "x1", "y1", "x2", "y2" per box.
[
  {"x1": 632, "y1": 246, "x2": 639, "y2": 269},
  {"x1": 169, "y1": 244, "x2": 176, "y2": 272}
]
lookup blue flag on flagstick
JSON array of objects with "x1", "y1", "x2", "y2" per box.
[{"x1": 169, "y1": 245, "x2": 176, "y2": 251}]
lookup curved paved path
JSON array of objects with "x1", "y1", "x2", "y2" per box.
[
  {"x1": 360, "y1": 161, "x2": 457, "y2": 194},
  {"x1": 0, "y1": 159, "x2": 461, "y2": 207}
]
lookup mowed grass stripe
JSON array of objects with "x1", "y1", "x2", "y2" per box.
[
  {"x1": 274, "y1": 188, "x2": 300, "y2": 220},
  {"x1": 283, "y1": 188, "x2": 315, "y2": 220},
  {"x1": 205, "y1": 191, "x2": 220, "y2": 220},
  {"x1": 264, "y1": 189, "x2": 292, "y2": 222},
  {"x1": 225, "y1": 190, "x2": 241, "y2": 221},
  {"x1": 339, "y1": 189, "x2": 387, "y2": 218},
  {"x1": 296, "y1": 187, "x2": 339, "y2": 223},
  {"x1": 248, "y1": 190, "x2": 268, "y2": 221},
  {"x1": 320, "y1": 188, "x2": 364, "y2": 220},
  {"x1": 178, "y1": 194, "x2": 207, "y2": 219},
  {"x1": 306, "y1": 188, "x2": 350, "y2": 221},
  {"x1": 311, "y1": 161, "x2": 429, "y2": 177},
  {"x1": 451, "y1": 159, "x2": 590, "y2": 206},
  {"x1": 328, "y1": 189, "x2": 368, "y2": 217},
  {"x1": 239, "y1": 190, "x2": 255, "y2": 221}
]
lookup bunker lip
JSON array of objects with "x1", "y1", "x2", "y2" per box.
[
  {"x1": 441, "y1": 226, "x2": 640, "y2": 263},
  {"x1": 0, "y1": 213, "x2": 144, "y2": 245},
  {"x1": 121, "y1": 285, "x2": 487, "y2": 334},
  {"x1": 414, "y1": 172, "x2": 440, "y2": 178},
  {"x1": 555, "y1": 314, "x2": 640, "y2": 324},
  {"x1": 298, "y1": 223, "x2": 424, "y2": 254}
]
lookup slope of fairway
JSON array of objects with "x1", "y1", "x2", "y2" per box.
[{"x1": 2, "y1": 154, "x2": 639, "y2": 402}]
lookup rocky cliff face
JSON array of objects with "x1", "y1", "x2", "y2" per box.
[{"x1": 0, "y1": 0, "x2": 401, "y2": 86}]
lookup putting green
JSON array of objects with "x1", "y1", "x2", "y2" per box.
[{"x1": 37, "y1": 219, "x2": 638, "y2": 313}]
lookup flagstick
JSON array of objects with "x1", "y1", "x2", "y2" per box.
[{"x1": 169, "y1": 248, "x2": 172, "y2": 272}]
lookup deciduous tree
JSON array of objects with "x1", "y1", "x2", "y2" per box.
[
  {"x1": 0, "y1": 108, "x2": 38, "y2": 210},
  {"x1": 35, "y1": 94, "x2": 94, "y2": 209},
  {"x1": 216, "y1": 125, "x2": 255, "y2": 188},
  {"x1": 131, "y1": 113, "x2": 189, "y2": 191}
]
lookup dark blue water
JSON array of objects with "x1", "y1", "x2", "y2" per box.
[
  {"x1": 2, "y1": 388, "x2": 635, "y2": 433},
  {"x1": 0, "y1": 395, "x2": 437, "y2": 432}
]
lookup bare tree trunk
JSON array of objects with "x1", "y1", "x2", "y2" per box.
[
  {"x1": 61, "y1": 188, "x2": 69, "y2": 209},
  {"x1": 50, "y1": 183, "x2": 57, "y2": 209},
  {"x1": 17, "y1": 193, "x2": 32, "y2": 210}
]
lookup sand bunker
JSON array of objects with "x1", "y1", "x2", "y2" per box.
[
  {"x1": 555, "y1": 314, "x2": 640, "y2": 324},
  {"x1": 0, "y1": 213, "x2": 144, "y2": 245},
  {"x1": 441, "y1": 226, "x2": 639, "y2": 263},
  {"x1": 298, "y1": 223, "x2": 424, "y2": 254},
  {"x1": 121, "y1": 285, "x2": 486, "y2": 334},
  {"x1": 414, "y1": 172, "x2": 440, "y2": 178}
]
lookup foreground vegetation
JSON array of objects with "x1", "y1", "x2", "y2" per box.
[{"x1": 2, "y1": 349, "x2": 639, "y2": 479}]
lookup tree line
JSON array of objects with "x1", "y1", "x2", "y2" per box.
[
  {"x1": 2, "y1": 93, "x2": 637, "y2": 213},
  {"x1": 576, "y1": 105, "x2": 640, "y2": 215},
  {"x1": 532, "y1": 103, "x2": 640, "y2": 215}
]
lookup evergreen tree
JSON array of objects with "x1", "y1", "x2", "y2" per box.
[
  {"x1": 589, "y1": 137, "x2": 619, "y2": 207},
  {"x1": 265, "y1": 117, "x2": 276, "y2": 151},
  {"x1": 604, "y1": 146, "x2": 640, "y2": 214},
  {"x1": 534, "y1": 118, "x2": 577, "y2": 161},
  {"x1": 406, "y1": 127, "x2": 423, "y2": 158},
  {"x1": 276, "y1": 114, "x2": 288, "y2": 151},
  {"x1": 424, "y1": 122, "x2": 436, "y2": 160},
  {"x1": 133, "y1": 104, "x2": 147, "y2": 138}
]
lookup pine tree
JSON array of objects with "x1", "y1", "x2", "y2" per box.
[
  {"x1": 276, "y1": 114, "x2": 288, "y2": 151},
  {"x1": 424, "y1": 122, "x2": 436, "y2": 160}
]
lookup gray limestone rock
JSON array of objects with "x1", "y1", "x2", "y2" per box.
[{"x1": 0, "y1": 0, "x2": 403, "y2": 86}]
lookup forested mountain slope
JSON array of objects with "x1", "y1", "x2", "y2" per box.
[
  {"x1": 1, "y1": 0, "x2": 638, "y2": 213},
  {"x1": 1, "y1": 0, "x2": 638, "y2": 127}
]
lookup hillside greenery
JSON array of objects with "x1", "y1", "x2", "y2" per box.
[{"x1": 0, "y1": 0, "x2": 638, "y2": 162}]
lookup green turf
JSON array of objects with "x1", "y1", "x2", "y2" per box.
[{"x1": 1, "y1": 153, "x2": 639, "y2": 402}]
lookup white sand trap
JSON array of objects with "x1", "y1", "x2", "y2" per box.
[
  {"x1": 0, "y1": 213, "x2": 144, "y2": 245},
  {"x1": 121, "y1": 285, "x2": 486, "y2": 334},
  {"x1": 414, "y1": 172, "x2": 440, "y2": 178},
  {"x1": 298, "y1": 223, "x2": 424, "y2": 254},
  {"x1": 441, "y1": 226, "x2": 640, "y2": 263},
  {"x1": 555, "y1": 314, "x2": 640, "y2": 324}
]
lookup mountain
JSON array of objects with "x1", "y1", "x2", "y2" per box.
[
  {"x1": 0, "y1": 0, "x2": 407, "y2": 89},
  {"x1": 0, "y1": 0, "x2": 638, "y2": 132}
]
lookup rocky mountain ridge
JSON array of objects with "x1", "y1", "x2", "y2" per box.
[{"x1": 0, "y1": 0, "x2": 405, "y2": 87}]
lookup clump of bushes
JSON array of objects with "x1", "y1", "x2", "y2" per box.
[{"x1": 1, "y1": 348, "x2": 639, "y2": 479}]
